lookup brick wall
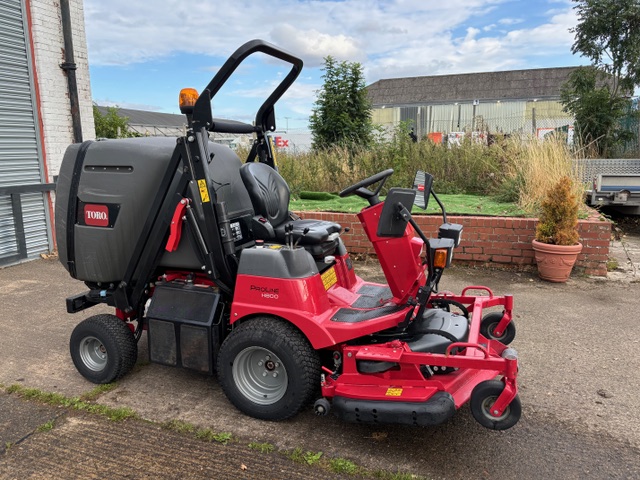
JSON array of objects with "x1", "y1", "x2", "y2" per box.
[
  {"x1": 295, "y1": 211, "x2": 612, "y2": 277},
  {"x1": 29, "y1": 0, "x2": 95, "y2": 180}
]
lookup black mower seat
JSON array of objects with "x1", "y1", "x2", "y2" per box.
[{"x1": 240, "y1": 162, "x2": 341, "y2": 253}]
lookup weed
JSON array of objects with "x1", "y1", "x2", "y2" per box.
[
  {"x1": 607, "y1": 259, "x2": 619, "y2": 271},
  {"x1": 162, "y1": 419, "x2": 196, "y2": 434},
  {"x1": 194, "y1": 428, "x2": 232, "y2": 445},
  {"x1": 195, "y1": 428, "x2": 215, "y2": 441},
  {"x1": 373, "y1": 470, "x2": 424, "y2": 480},
  {"x1": 248, "y1": 442, "x2": 275, "y2": 454},
  {"x1": 330, "y1": 457, "x2": 359, "y2": 475},
  {"x1": 36, "y1": 419, "x2": 56, "y2": 433},
  {"x1": 212, "y1": 432, "x2": 233, "y2": 445},
  {"x1": 5, "y1": 384, "x2": 137, "y2": 421},
  {"x1": 5, "y1": 442, "x2": 13, "y2": 450},
  {"x1": 285, "y1": 447, "x2": 305, "y2": 463},
  {"x1": 80, "y1": 383, "x2": 118, "y2": 401},
  {"x1": 303, "y1": 451, "x2": 323, "y2": 466}
]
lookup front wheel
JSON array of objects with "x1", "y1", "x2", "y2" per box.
[
  {"x1": 470, "y1": 380, "x2": 521, "y2": 430},
  {"x1": 216, "y1": 317, "x2": 320, "y2": 421},
  {"x1": 69, "y1": 314, "x2": 138, "y2": 384},
  {"x1": 480, "y1": 312, "x2": 516, "y2": 345}
]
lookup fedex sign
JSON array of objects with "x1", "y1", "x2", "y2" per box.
[{"x1": 274, "y1": 136, "x2": 289, "y2": 148}]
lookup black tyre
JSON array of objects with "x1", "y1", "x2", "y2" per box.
[
  {"x1": 470, "y1": 379, "x2": 521, "y2": 430},
  {"x1": 216, "y1": 317, "x2": 321, "y2": 421},
  {"x1": 480, "y1": 312, "x2": 516, "y2": 345},
  {"x1": 70, "y1": 314, "x2": 138, "y2": 384}
]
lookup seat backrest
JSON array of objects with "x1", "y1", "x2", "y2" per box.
[{"x1": 239, "y1": 162, "x2": 290, "y2": 226}]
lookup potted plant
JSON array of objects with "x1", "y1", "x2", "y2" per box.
[{"x1": 531, "y1": 176, "x2": 583, "y2": 282}]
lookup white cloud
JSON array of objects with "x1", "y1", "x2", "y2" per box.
[
  {"x1": 498, "y1": 18, "x2": 524, "y2": 25},
  {"x1": 269, "y1": 24, "x2": 364, "y2": 67},
  {"x1": 85, "y1": 0, "x2": 580, "y2": 124}
]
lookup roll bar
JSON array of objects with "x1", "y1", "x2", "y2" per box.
[{"x1": 191, "y1": 39, "x2": 303, "y2": 134}]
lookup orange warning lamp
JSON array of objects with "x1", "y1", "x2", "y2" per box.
[{"x1": 179, "y1": 88, "x2": 199, "y2": 114}]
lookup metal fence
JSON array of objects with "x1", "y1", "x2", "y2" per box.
[{"x1": 372, "y1": 97, "x2": 639, "y2": 152}]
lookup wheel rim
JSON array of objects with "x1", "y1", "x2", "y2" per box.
[
  {"x1": 232, "y1": 347, "x2": 288, "y2": 405},
  {"x1": 79, "y1": 336, "x2": 108, "y2": 372},
  {"x1": 487, "y1": 322, "x2": 505, "y2": 341},
  {"x1": 481, "y1": 395, "x2": 510, "y2": 422}
]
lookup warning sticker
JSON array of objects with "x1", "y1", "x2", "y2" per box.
[
  {"x1": 197, "y1": 179, "x2": 210, "y2": 203},
  {"x1": 269, "y1": 136, "x2": 278, "y2": 166},
  {"x1": 321, "y1": 267, "x2": 337, "y2": 290},
  {"x1": 385, "y1": 388, "x2": 403, "y2": 397}
]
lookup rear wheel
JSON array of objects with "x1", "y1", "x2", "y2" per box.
[
  {"x1": 70, "y1": 314, "x2": 138, "y2": 384},
  {"x1": 470, "y1": 380, "x2": 521, "y2": 430},
  {"x1": 217, "y1": 317, "x2": 320, "y2": 421},
  {"x1": 480, "y1": 312, "x2": 516, "y2": 345}
]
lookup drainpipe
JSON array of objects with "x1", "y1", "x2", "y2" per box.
[{"x1": 59, "y1": 0, "x2": 83, "y2": 143}]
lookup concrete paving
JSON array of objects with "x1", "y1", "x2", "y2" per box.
[{"x1": 1, "y1": 253, "x2": 640, "y2": 479}]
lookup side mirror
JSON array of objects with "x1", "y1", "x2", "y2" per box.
[{"x1": 413, "y1": 170, "x2": 433, "y2": 210}]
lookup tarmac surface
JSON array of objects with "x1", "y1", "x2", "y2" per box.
[{"x1": 1, "y1": 231, "x2": 639, "y2": 479}]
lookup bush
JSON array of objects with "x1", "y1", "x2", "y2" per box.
[
  {"x1": 248, "y1": 130, "x2": 584, "y2": 214},
  {"x1": 274, "y1": 126, "x2": 507, "y2": 197},
  {"x1": 535, "y1": 176, "x2": 581, "y2": 245}
]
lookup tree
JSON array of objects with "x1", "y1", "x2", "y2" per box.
[
  {"x1": 571, "y1": 0, "x2": 640, "y2": 95},
  {"x1": 563, "y1": 0, "x2": 640, "y2": 154},
  {"x1": 560, "y1": 66, "x2": 634, "y2": 155},
  {"x1": 93, "y1": 105, "x2": 138, "y2": 138},
  {"x1": 309, "y1": 56, "x2": 373, "y2": 150}
]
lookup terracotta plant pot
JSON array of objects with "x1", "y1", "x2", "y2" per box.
[{"x1": 532, "y1": 240, "x2": 583, "y2": 283}]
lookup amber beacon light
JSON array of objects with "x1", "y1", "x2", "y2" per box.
[{"x1": 179, "y1": 88, "x2": 199, "y2": 114}]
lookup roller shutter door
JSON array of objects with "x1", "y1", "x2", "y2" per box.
[{"x1": 0, "y1": 0, "x2": 51, "y2": 265}]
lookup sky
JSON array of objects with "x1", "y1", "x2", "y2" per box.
[{"x1": 86, "y1": 0, "x2": 585, "y2": 130}]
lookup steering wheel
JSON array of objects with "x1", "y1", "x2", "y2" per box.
[{"x1": 338, "y1": 169, "x2": 394, "y2": 203}]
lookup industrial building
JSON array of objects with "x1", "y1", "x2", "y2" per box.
[{"x1": 368, "y1": 66, "x2": 577, "y2": 142}]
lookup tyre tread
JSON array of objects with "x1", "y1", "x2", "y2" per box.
[
  {"x1": 217, "y1": 317, "x2": 321, "y2": 420},
  {"x1": 70, "y1": 314, "x2": 137, "y2": 384}
]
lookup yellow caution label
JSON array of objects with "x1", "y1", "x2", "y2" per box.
[
  {"x1": 268, "y1": 244, "x2": 282, "y2": 250},
  {"x1": 321, "y1": 267, "x2": 337, "y2": 290},
  {"x1": 197, "y1": 179, "x2": 210, "y2": 203},
  {"x1": 385, "y1": 388, "x2": 403, "y2": 397},
  {"x1": 269, "y1": 136, "x2": 278, "y2": 167}
]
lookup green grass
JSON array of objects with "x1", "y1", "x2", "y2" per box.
[
  {"x1": 248, "y1": 441, "x2": 275, "y2": 453},
  {"x1": 330, "y1": 457, "x2": 360, "y2": 475},
  {"x1": 5, "y1": 384, "x2": 137, "y2": 422},
  {"x1": 37, "y1": 419, "x2": 56, "y2": 433},
  {"x1": 290, "y1": 193, "x2": 525, "y2": 217},
  {"x1": 161, "y1": 419, "x2": 196, "y2": 434},
  {"x1": 372, "y1": 471, "x2": 422, "y2": 480},
  {"x1": 284, "y1": 448, "x2": 323, "y2": 466},
  {"x1": 80, "y1": 383, "x2": 118, "y2": 401}
]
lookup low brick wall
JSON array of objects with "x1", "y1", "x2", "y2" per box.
[{"x1": 295, "y1": 211, "x2": 612, "y2": 277}]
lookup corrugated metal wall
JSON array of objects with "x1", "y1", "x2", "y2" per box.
[
  {"x1": 373, "y1": 99, "x2": 574, "y2": 138},
  {"x1": 0, "y1": 0, "x2": 51, "y2": 264}
]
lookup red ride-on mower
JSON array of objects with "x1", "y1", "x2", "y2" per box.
[{"x1": 57, "y1": 40, "x2": 521, "y2": 430}]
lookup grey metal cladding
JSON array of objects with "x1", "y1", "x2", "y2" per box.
[{"x1": 367, "y1": 66, "x2": 580, "y2": 105}]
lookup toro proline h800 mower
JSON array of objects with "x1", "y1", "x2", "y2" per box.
[{"x1": 57, "y1": 40, "x2": 521, "y2": 430}]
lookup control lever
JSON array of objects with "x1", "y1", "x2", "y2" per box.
[
  {"x1": 293, "y1": 227, "x2": 310, "y2": 248},
  {"x1": 285, "y1": 223, "x2": 294, "y2": 249}
]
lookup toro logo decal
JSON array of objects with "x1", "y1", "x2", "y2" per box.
[
  {"x1": 83, "y1": 204, "x2": 109, "y2": 227},
  {"x1": 250, "y1": 284, "x2": 279, "y2": 299}
]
